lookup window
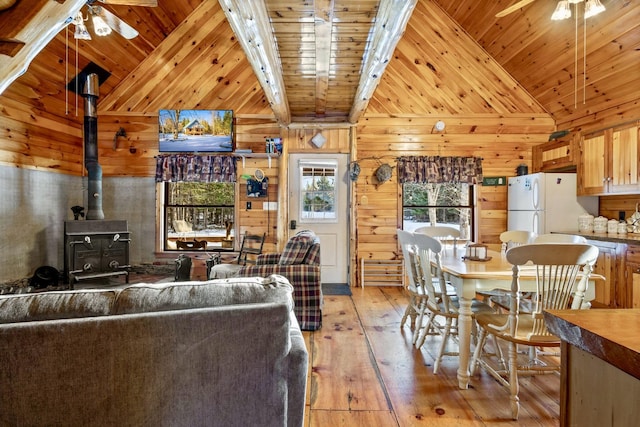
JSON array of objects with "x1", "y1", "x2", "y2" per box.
[
  {"x1": 299, "y1": 160, "x2": 338, "y2": 222},
  {"x1": 163, "y1": 182, "x2": 235, "y2": 251},
  {"x1": 402, "y1": 183, "x2": 474, "y2": 240}
]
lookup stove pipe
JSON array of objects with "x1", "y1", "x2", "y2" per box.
[{"x1": 82, "y1": 73, "x2": 104, "y2": 220}]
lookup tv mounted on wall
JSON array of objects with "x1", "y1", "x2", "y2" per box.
[{"x1": 158, "y1": 109, "x2": 234, "y2": 153}]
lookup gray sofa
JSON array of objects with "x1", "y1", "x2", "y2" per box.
[{"x1": 0, "y1": 275, "x2": 307, "y2": 427}]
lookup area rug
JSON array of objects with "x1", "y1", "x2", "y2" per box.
[{"x1": 322, "y1": 284, "x2": 352, "y2": 296}]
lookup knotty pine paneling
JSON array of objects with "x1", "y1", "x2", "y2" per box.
[
  {"x1": 94, "y1": 113, "x2": 281, "y2": 250},
  {"x1": 557, "y1": 102, "x2": 640, "y2": 138},
  {"x1": 354, "y1": 113, "x2": 554, "y2": 268},
  {"x1": 0, "y1": 95, "x2": 82, "y2": 174},
  {"x1": 281, "y1": 127, "x2": 351, "y2": 153},
  {"x1": 236, "y1": 154, "x2": 281, "y2": 251},
  {"x1": 225, "y1": 116, "x2": 280, "y2": 251},
  {"x1": 435, "y1": 0, "x2": 640, "y2": 137}
]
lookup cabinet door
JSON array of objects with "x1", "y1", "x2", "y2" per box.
[
  {"x1": 532, "y1": 137, "x2": 576, "y2": 172},
  {"x1": 609, "y1": 126, "x2": 640, "y2": 194},
  {"x1": 625, "y1": 264, "x2": 640, "y2": 309},
  {"x1": 579, "y1": 133, "x2": 607, "y2": 195},
  {"x1": 624, "y1": 244, "x2": 640, "y2": 308},
  {"x1": 591, "y1": 244, "x2": 615, "y2": 307}
]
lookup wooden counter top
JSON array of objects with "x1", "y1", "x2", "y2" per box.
[{"x1": 544, "y1": 309, "x2": 640, "y2": 380}]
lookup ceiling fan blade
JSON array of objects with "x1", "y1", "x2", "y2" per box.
[
  {"x1": 495, "y1": 0, "x2": 537, "y2": 18},
  {"x1": 98, "y1": 0, "x2": 158, "y2": 6},
  {"x1": 96, "y1": 6, "x2": 139, "y2": 39}
]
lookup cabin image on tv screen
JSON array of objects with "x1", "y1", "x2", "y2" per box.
[{"x1": 158, "y1": 109, "x2": 234, "y2": 152}]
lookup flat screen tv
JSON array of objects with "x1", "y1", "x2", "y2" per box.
[{"x1": 158, "y1": 109, "x2": 234, "y2": 153}]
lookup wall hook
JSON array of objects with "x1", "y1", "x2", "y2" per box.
[{"x1": 113, "y1": 127, "x2": 127, "y2": 150}]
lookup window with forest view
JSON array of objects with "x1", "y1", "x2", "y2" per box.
[
  {"x1": 163, "y1": 182, "x2": 235, "y2": 250},
  {"x1": 299, "y1": 160, "x2": 338, "y2": 222},
  {"x1": 402, "y1": 183, "x2": 474, "y2": 240}
]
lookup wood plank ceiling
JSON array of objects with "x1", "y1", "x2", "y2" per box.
[{"x1": 0, "y1": 0, "x2": 637, "y2": 128}]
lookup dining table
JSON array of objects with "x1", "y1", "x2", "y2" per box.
[{"x1": 438, "y1": 247, "x2": 600, "y2": 390}]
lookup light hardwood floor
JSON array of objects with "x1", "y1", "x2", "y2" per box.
[{"x1": 303, "y1": 286, "x2": 561, "y2": 426}]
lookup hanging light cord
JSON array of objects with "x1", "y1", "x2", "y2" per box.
[
  {"x1": 583, "y1": 10, "x2": 587, "y2": 105},
  {"x1": 65, "y1": 25, "x2": 69, "y2": 115},
  {"x1": 75, "y1": 34, "x2": 79, "y2": 116},
  {"x1": 574, "y1": 4, "x2": 578, "y2": 109}
]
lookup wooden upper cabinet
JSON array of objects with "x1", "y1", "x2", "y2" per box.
[
  {"x1": 532, "y1": 135, "x2": 577, "y2": 172},
  {"x1": 578, "y1": 123, "x2": 640, "y2": 196},
  {"x1": 579, "y1": 131, "x2": 607, "y2": 195}
]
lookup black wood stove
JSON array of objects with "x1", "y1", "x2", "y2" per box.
[
  {"x1": 64, "y1": 220, "x2": 130, "y2": 287},
  {"x1": 62, "y1": 73, "x2": 131, "y2": 287}
]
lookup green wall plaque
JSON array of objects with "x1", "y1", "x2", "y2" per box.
[{"x1": 482, "y1": 176, "x2": 507, "y2": 186}]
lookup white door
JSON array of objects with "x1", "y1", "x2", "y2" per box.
[{"x1": 289, "y1": 154, "x2": 349, "y2": 284}]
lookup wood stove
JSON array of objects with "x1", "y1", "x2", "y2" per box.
[
  {"x1": 62, "y1": 74, "x2": 131, "y2": 287},
  {"x1": 64, "y1": 220, "x2": 130, "y2": 287}
]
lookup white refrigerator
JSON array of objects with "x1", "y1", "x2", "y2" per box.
[{"x1": 507, "y1": 172, "x2": 598, "y2": 234}]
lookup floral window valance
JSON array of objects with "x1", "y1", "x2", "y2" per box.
[
  {"x1": 155, "y1": 155, "x2": 237, "y2": 183},
  {"x1": 398, "y1": 156, "x2": 483, "y2": 184}
]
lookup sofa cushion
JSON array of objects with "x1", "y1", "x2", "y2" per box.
[
  {"x1": 113, "y1": 274, "x2": 294, "y2": 315},
  {"x1": 279, "y1": 230, "x2": 317, "y2": 265},
  {"x1": 0, "y1": 289, "x2": 118, "y2": 324}
]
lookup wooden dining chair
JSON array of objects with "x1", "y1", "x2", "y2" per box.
[
  {"x1": 414, "y1": 225, "x2": 461, "y2": 254},
  {"x1": 208, "y1": 232, "x2": 266, "y2": 279},
  {"x1": 398, "y1": 229, "x2": 459, "y2": 346},
  {"x1": 499, "y1": 230, "x2": 536, "y2": 252},
  {"x1": 492, "y1": 231, "x2": 582, "y2": 309},
  {"x1": 398, "y1": 229, "x2": 435, "y2": 344},
  {"x1": 176, "y1": 239, "x2": 207, "y2": 250},
  {"x1": 411, "y1": 232, "x2": 494, "y2": 374},
  {"x1": 470, "y1": 243, "x2": 598, "y2": 420},
  {"x1": 481, "y1": 230, "x2": 538, "y2": 308},
  {"x1": 235, "y1": 232, "x2": 266, "y2": 265},
  {"x1": 533, "y1": 233, "x2": 587, "y2": 243}
]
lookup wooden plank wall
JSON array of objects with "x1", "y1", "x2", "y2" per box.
[
  {"x1": 234, "y1": 116, "x2": 281, "y2": 251},
  {"x1": 281, "y1": 127, "x2": 350, "y2": 154},
  {"x1": 354, "y1": 114, "x2": 555, "y2": 271},
  {"x1": 96, "y1": 112, "x2": 282, "y2": 252},
  {"x1": 0, "y1": 96, "x2": 82, "y2": 174}
]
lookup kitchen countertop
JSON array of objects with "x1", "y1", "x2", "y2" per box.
[
  {"x1": 555, "y1": 231, "x2": 640, "y2": 245},
  {"x1": 544, "y1": 309, "x2": 640, "y2": 380}
]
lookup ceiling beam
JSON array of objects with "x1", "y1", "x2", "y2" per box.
[
  {"x1": 495, "y1": 0, "x2": 536, "y2": 18},
  {"x1": 0, "y1": 0, "x2": 86, "y2": 95},
  {"x1": 100, "y1": 0, "x2": 157, "y2": 6},
  {"x1": 0, "y1": 38, "x2": 25, "y2": 57},
  {"x1": 314, "y1": 0, "x2": 334, "y2": 117},
  {"x1": 349, "y1": 0, "x2": 417, "y2": 124},
  {"x1": 218, "y1": 0, "x2": 291, "y2": 125}
]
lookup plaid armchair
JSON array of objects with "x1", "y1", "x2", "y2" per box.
[{"x1": 237, "y1": 230, "x2": 322, "y2": 331}]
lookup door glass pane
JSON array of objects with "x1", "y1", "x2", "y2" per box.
[{"x1": 299, "y1": 160, "x2": 337, "y2": 222}]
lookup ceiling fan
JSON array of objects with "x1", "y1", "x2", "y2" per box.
[
  {"x1": 72, "y1": 0, "x2": 157, "y2": 40},
  {"x1": 496, "y1": 0, "x2": 606, "y2": 18}
]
